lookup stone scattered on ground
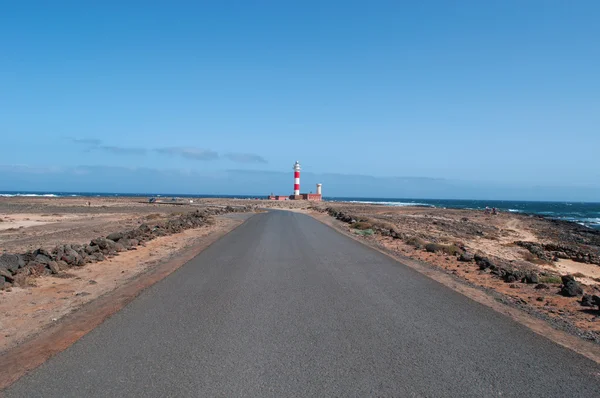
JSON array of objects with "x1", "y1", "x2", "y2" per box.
[{"x1": 0, "y1": 206, "x2": 253, "y2": 289}]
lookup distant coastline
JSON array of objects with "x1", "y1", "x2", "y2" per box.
[{"x1": 1, "y1": 191, "x2": 599, "y2": 230}]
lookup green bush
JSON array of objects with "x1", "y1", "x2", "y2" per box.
[
  {"x1": 354, "y1": 229, "x2": 374, "y2": 236},
  {"x1": 539, "y1": 275, "x2": 562, "y2": 284}
]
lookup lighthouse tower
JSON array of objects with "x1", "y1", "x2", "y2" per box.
[{"x1": 293, "y1": 161, "x2": 301, "y2": 196}]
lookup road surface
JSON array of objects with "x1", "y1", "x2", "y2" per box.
[{"x1": 5, "y1": 211, "x2": 600, "y2": 397}]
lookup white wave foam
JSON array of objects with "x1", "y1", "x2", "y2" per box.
[
  {"x1": 507, "y1": 209, "x2": 522, "y2": 213},
  {"x1": 342, "y1": 200, "x2": 434, "y2": 207},
  {"x1": 0, "y1": 193, "x2": 58, "y2": 197}
]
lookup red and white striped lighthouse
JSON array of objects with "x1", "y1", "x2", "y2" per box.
[{"x1": 293, "y1": 161, "x2": 301, "y2": 196}]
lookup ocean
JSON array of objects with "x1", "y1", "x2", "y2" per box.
[
  {"x1": 329, "y1": 197, "x2": 600, "y2": 230},
  {"x1": 1, "y1": 191, "x2": 599, "y2": 231}
]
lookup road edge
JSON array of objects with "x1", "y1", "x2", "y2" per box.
[
  {"x1": 0, "y1": 214, "x2": 255, "y2": 390},
  {"x1": 308, "y1": 211, "x2": 600, "y2": 364}
]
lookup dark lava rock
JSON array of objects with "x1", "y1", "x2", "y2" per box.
[
  {"x1": 524, "y1": 272, "x2": 539, "y2": 284},
  {"x1": 459, "y1": 252, "x2": 474, "y2": 262},
  {"x1": 593, "y1": 295, "x2": 600, "y2": 309},
  {"x1": 34, "y1": 253, "x2": 52, "y2": 265},
  {"x1": 0, "y1": 253, "x2": 25, "y2": 273},
  {"x1": 0, "y1": 267, "x2": 15, "y2": 282},
  {"x1": 535, "y1": 283, "x2": 550, "y2": 290},
  {"x1": 582, "y1": 294, "x2": 595, "y2": 307},
  {"x1": 61, "y1": 248, "x2": 82, "y2": 266},
  {"x1": 90, "y1": 238, "x2": 117, "y2": 251},
  {"x1": 425, "y1": 243, "x2": 439, "y2": 253},
  {"x1": 510, "y1": 269, "x2": 526, "y2": 282},
  {"x1": 506, "y1": 275, "x2": 517, "y2": 283},
  {"x1": 107, "y1": 232, "x2": 124, "y2": 242},
  {"x1": 34, "y1": 248, "x2": 53, "y2": 258},
  {"x1": 47, "y1": 261, "x2": 60, "y2": 274},
  {"x1": 560, "y1": 275, "x2": 583, "y2": 297},
  {"x1": 477, "y1": 257, "x2": 495, "y2": 270},
  {"x1": 85, "y1": 245, "x2": 100, "y2": 255}
]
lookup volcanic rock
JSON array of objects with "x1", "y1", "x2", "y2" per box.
[{"x1": 560, "y1": 275, "x2": 583, "y2": 297}]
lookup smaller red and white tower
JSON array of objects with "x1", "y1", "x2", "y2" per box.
[{"x1": 293, "y1": 161, "x2": 301, "y2": 196}]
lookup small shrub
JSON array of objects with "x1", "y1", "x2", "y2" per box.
[
  {"x1": 425, "y1": 243, "x2": 441, "y2": 253},
  {"x1": 539, "y1": 275, "x2": 562, "y2": 284},
  {"x1": 522, "y1": 251, "x2": 536, "y2": 262},
  {"x1": 405, "y1": 236, "x2": 426, "y2": 249},
  {"x1": 441, "y1": 245, "x2": 462, "y2": 256},
  {"x1": 372, "y1": 220, "x2": 397, "y2": 231},
  {"x1": 425, "y1": 243, "x2": 462, "y2": 255},
  {"x1": 354, "y1": 229, "x2": 374, "y2": 236},
  {"x1": 521, "y1": 251, "x2": 548, "y2": 265}
]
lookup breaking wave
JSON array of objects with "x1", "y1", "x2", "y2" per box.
[
  {"x1": 0, "y1": 193, "x2": 59, "y2": 197},
  {"x1": 341, "y1": 200, "x2": 434, "y2": 207}
]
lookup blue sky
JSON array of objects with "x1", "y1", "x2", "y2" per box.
[{"x1": 1, "y1": 1, "x2": 599, "y2": 199}]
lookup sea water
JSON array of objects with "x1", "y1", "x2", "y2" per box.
[{"x1": 329, "y1": 197, "x2": 600, "y2": 230}]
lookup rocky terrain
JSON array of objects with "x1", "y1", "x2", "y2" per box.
[{"x1": 0, "y1": 206, "x2": 253, "y2": 290}]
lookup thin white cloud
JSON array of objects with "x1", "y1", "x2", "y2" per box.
[
  {"x1": 224, "y1": 153, "x2": 268, "y2": 164},
  {"x1": 155, "y1": 147, "x2": 219, "y2": 161},
  {"x1": 69, "y1": 138, "x2": 146, "y2": 155}
]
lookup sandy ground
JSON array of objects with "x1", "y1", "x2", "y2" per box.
[
  {"x1": 0, "y1": 217, "x2": 241, "y2": 353},
  {"x1": 0, "y1": 197, "x2": 210, "y2": 253}
]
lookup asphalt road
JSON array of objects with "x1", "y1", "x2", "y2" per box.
[{"x1": 5, "y1": 211, "x2": 600, "y2": 397}]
